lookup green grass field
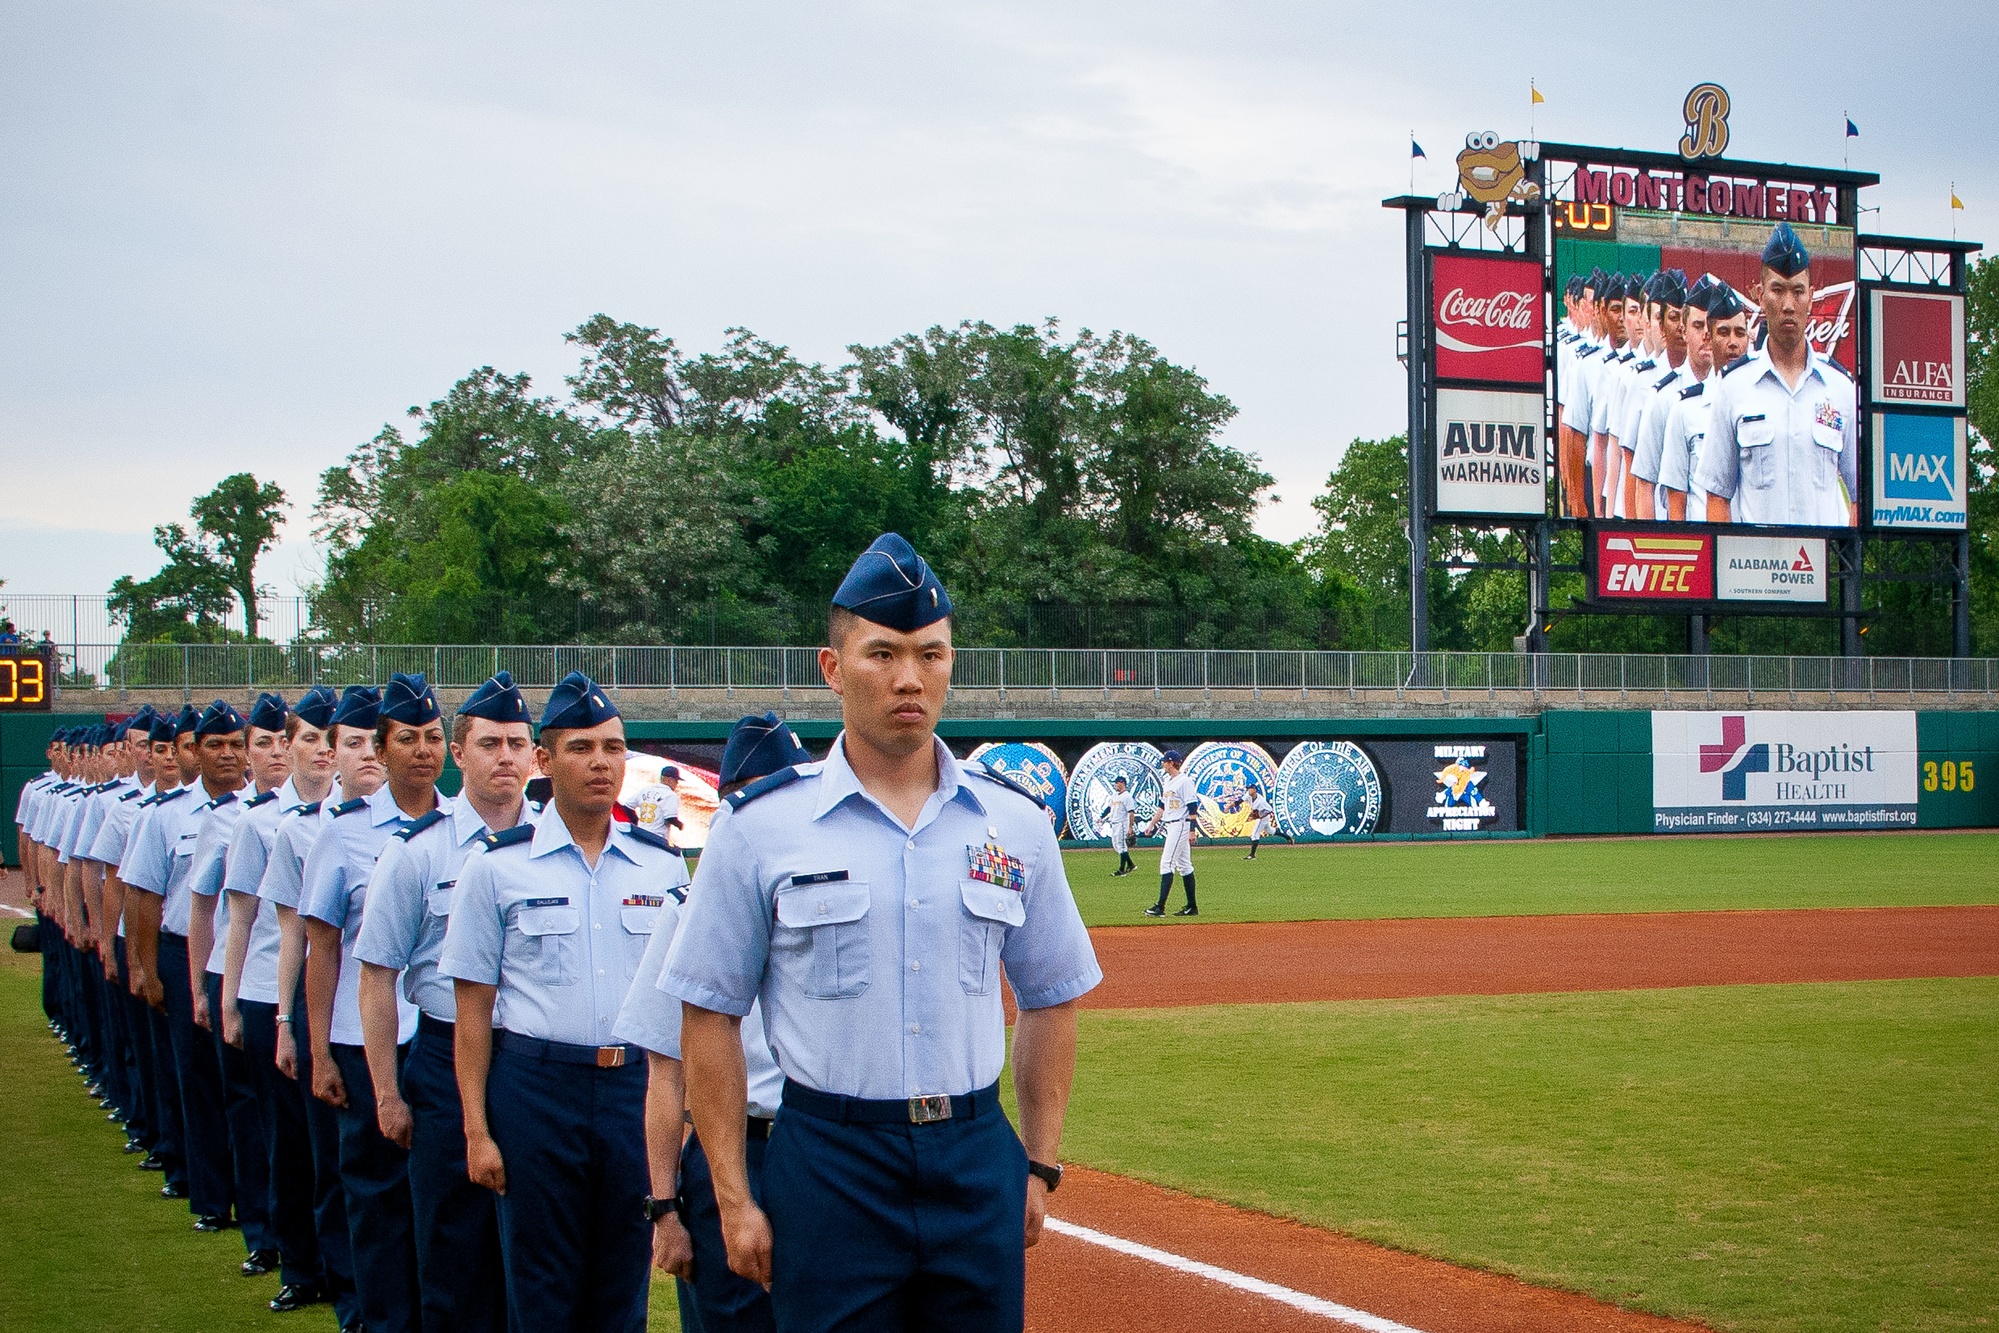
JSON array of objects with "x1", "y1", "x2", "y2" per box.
[
  {"x1": 1058, "y1": 979, "x2": 1999, "y2": 1333},
  {"x1": 1060, "y1": 830, "x2": 1999, "y2": 926},
  {"x1": 0, "y1": 948, "x2": 682, "y2": 1333}
]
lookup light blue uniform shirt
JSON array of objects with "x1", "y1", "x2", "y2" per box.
[
  {"x1": 440, "y1": 816, "x2": 687, "y2": 1049},
  {"x1": 660, "y1": 735, "x2": 1102, "y2": 1102},
  {"x1": 354, "y1": 792, "x2": 535, "y2": 1021},
  {"x1": 70, "y1": 778, "x2": 133, "y2": 866},
  {"x1": 218, "y1": 780, "x2": 300, "y2": 1005},
  {"x1": 615, "y1": 805, "x2": 785, "y2": 1119},
  {"x1": 120, "y1": 785, "x2": 216, "y2": 937},
  {"x1": 257, "y1": 799, "x2": 334, "y2": 914},
  {"x1": 300, "y1": 785, "x2": 432, "y2": 1047},
  {"x1": 31, "y1": 783, "x2": 80, "y2": 844},
  {"x1": 87, "y1": 782, "x2": 152, "y2": 869},
  {"x1": 53, "y1": 783, "x2": 106, "y2": 863},
  {"x1": 189, "y1": 783, "x2": 284, "y2": 975}
]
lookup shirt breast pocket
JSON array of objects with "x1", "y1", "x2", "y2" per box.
[
  {"x1": 513, "y1": 904, "x2": 580, "y2": 985},
  {"x1": 774, "y1": 882, "x2": 872, "y2": 1000},
  {"x1": 958, "y1": 881, "x2": 1025, "y2": 996},
  {"x1": 1811, "y1": 421, "x2": 1844, "y2": 491},
  {"x1": 1738, "y1": 418, "x2": 1776, "y2": 491}
]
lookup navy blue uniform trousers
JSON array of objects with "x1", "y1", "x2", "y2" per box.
[
  {"x1": 405, "y1": 1016, "x2": 506, "y2": 1333},
  {"x1": 765, "y1": 1084, "x2": 1027, "y2": 1333},
  {"x1": 240, "y1": 999, "x2": 325, "y2": 1292},
  {"x1": 205, "y1": 971, "x2": 276, "y2": 1253},
  {"x1": 680, "y1": 1128, "x2": 776, "y2": 1333},
  {"x1": 140, "y1": 942, "x2": 190, "y2": 1193},
  {"x1": 157, "y1": 931, "x2": 234, "y2": 1219},
  {"x1": 290, "y1": 978, "x2": 361, "y2": 1327},
  {"x1": 487, "y1": 1037, "x2": 649, "y2": 1333},
  {"x1": 330, "y1": 1041, "x2": 420, "y2": 1333},
  {"x1": 110, "y1": 939, "x2": 154, "y2": 1146}
]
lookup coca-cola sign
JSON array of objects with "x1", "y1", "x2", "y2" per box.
[{"x1": 1432, "y1": 253, "x2": 1545, "y2": 384}]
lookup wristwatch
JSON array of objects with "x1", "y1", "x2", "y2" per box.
[
  {"x1": 1026, "y1": 1160, "x2": 1063, "y2": 1192},
  {"x1": 642, "y1": 1194, "x2": 678, "y2": 1224}
]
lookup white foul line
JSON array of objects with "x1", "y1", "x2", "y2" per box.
[{"x1": 1043, "y1": 1217, "x2": 1431, "y2": 1333}]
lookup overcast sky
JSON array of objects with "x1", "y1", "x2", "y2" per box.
[{"x1": 2, "y1": 0, "x2": 1989, "y2": 601}]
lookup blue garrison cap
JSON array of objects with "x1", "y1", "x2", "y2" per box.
[
  {"x1": 330, "y1": 684, "x2": 381, "y2": 732},
  {"x1": 1603, "y1": 273, "x2": 1628, "y2": 302},
  {"x1": 1564, "y1": 275, "x2": 1585, "y2": 299},
  {"x1": 457, "y1": 670, "x2": 531, "y2": 725},
  {"x1": 1762, "y1": 221, "x2": 1811, "y2": 277},
  {"x1": 540, "y1": 671, "x2": 620, "y2": 732},
  {"x1": 294, "y1": 685, "x2": 339, "y2": 730},
  {"x1": 173, "y1": 704, "x2": 199, "y2": 738},
  {"x1": 248, "y1": 692, "x2": 288, "y2": 733},
  {"x1": 1626, "y1": 272, "x2": 1651, "y2": 300},
  {"x1": 1707, "y1": 284, "x2": 1748, "y2": 321},
  {"x1": 831, "y1": 533, "x2": 952, "y2": 634},
  {"x1": 196, "y1": 699, "x2": 247, "y2": 736},
  {"x1": 148, "y1": 713, "x2": 178, "y2": 744},
  {"x1": 122, "y1": 706, "x2": 157, "y2": 737},
  {"x1": 380, "y1": 672, "x2": 441, "y2": 727},
  {"x1": 1685, "y1": 273, "x2": 1715, "y2": 311},
  {"x1": 1161, "y1": 748, "x2": 1185, "y2": 765},
  {"x1": 1586, "y1": 266, "x2": 1607, "y2": 293},
  {"x1": 720, "y1": 712, "x2": 812, "y2": 790},
  {"x1": 1648, "y1": 270, "x2": 1687, "y2": 308}
]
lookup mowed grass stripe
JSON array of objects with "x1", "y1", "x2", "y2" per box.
[
  {"x1": 0, "y1": 950, "x2": 681, "y2": 1333},
  {"x1": 1058, "y1": 979, "x2": 1999, "y2": 1333},
  {"x1": 1062, "y1": 831, "x2": 1999, "y2": 927}
]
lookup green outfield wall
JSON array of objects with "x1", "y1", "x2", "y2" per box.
[{"x1": 8, "y1": 708, "x2": 1995, "y2": 866}]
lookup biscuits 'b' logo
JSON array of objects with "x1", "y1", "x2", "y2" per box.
[{"x1": 1679, "y1": 83, "x2": 1730, "y2": 161}]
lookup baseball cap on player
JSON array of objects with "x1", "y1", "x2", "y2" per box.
[
  {"x1": 1160, "y1": 749, "x2": 1184, "y2": 765},
  {"x1": 1762, "y1": 221, "x2": 1811, "y2": 277}
]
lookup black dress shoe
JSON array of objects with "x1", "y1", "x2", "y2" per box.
[
  {"x1": 139, "y1": 1154, "x2": 166, "y2": 1171},
  {"x1": 267, "y1": 1279, "x2": 325, "y2": 1311},
  {"x1": 193, "y1": 1213, "x2": 235, "y2": 1232},
  {"x1": 268, "y1": 1283, "x2": 326, "y2": 1312},
  {"x1": 123, "y1": 1138, "x2": 147, "y2": 1154},
  {"x1": 240, "y1": 1249, "x2": 280, "y2": 1276},
  {"x1": 160, "y1": 1182, "x2": 186, "y2": 1199}
]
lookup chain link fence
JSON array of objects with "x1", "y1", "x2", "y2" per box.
[{"x1": 47, "y1": 643, "x2": 1999, "y2": 701}]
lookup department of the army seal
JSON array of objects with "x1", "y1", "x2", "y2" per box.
[
  {"x1": 1273, "y1": 741, "x2": 1382, "y2": 838},
  {"x1": 1180, "y1": 741, "x2": 1280, "y2": 838},
  {"x1": 967, "y1": 741, "x2": 1070, "y2": 836},
  {"x1": 1065, "y1": 741, "x2": 1164, "y2": 843}
]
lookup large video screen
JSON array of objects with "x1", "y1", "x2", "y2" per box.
[{"x1": 1548, "y1": 156, "x2": 1858, "y2": 529}]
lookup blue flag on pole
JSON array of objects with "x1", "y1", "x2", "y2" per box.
[
  {"x1": 1845, "y1": 117, "x2": 1859, "y2": 138},
  {"x1": 1411, "y1": 139, "x2": 1426, "y2": 159}
]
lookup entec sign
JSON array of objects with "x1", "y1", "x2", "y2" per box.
[
  {"x1": 1595, "y1": 531, "x2": 1714, "y2": 601},
  {"x1": 1870, "y1": 291, "x2": 1965, "y2": 408},
  {"x1": 1431, "y1": 253, "x2": 1544, "y2": 384}
]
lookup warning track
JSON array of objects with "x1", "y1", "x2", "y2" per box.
[{"x1": 1079, "y1": 905, "x2": 1999, "y2": 1009}]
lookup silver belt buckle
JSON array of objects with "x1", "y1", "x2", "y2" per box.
[
  {"x1": 908, "y1": 1094, "x2": 953, "y2": 1124},
  {"x1": 596, "y1": 1046, "x2": 626, "y2": 1069}
]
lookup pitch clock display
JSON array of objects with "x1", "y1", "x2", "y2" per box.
[{"x1": 0, "y1": 650, "x2": 53, "y2": 711}]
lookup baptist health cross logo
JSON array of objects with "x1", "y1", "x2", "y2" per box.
[{"x1": 1698, "y1": 715, "x2": 1769, "y2": 800}]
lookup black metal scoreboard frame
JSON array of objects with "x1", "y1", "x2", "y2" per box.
[
  {"x1": 1387, "y1": 128, "x2": 1980, "y2": 657},
  {"x1": 0, "y1": 646, "x2": 55, "y2": 712}
]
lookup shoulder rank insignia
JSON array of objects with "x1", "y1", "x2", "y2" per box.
[
  {"x1": 621, "y1": 825, "x2": 679, "y2": 854},
  {"x1": 1680, "y1": 381, "x2": 1705, "y2": 400},
  {"x1": 395, "y1": 809, "x2": 448, "y2": 841},
  {"x1": 331, "y1": 798, "x2": 368, "y2": 817},
  {"x1": 1635, "y1": 359, "x2": 1657, "y2": 374},
  {"x1": 244, "y1": 790, "x2": 280, "y2": 809},
  {"x1": 1653, "y1": 370, "x2": 1679, "y2": 391},
  {"x1": 293, "y1": 801, "x2": 322, "y2": 817},
  {"x1": 119, "y1": 789, "x2": 145, "y2": 802},
  {"x1": 724, "y1": 766, "x2": 803, "y2": 811},
  {"x1": 1721, "y1": 353, "x2": 1754, "y2": 377},
  {"x1": 971, "y1": 762, "x2": 1045, "y2": 810},
  {"x1": 206, "y1": 791, "x2": 239, "y2": 811},
  {"x1": 145, "y1": 787, "x2": 190, "y2": 807},
  {"x1": 481, "y1": 824, "x2": 535, "y2": 852}
]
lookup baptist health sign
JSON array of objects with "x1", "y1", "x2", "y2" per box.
[{"x1": 1652, "y1": 711, "x2": 1917, "y2": 833}]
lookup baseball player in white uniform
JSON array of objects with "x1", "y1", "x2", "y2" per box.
[
  {"x1": 1694, "y1": 222, "x2": 1859, "y2": 527},
  {"x1": 1243, "y1": 784, "x2": 1285, "y2": 861},
  {"x1": 1106, "y1": 776, "x2": 1136, "y2": 877},
  {"x1": 1143, "y1": 750, "x2": 1199, "y2": 917},
  {"x1": 631, "y1": 764, "x2": 682, "y2": 845}
]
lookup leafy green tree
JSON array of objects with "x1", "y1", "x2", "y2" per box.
[
  {"x1": 1965, "y1": 254, "x2": 1999, "y2": 654},
  {"x1": 189, "y1": 473, "x2": 287, "y2": 639},
  {"x1": 107, "y1": 522, "x2": 238, "y2": 643},
  {"x1": 1304, "y1": 436, "x2": 1415, "y2": 649}
]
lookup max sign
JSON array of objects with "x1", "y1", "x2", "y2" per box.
[{"x1": 1431, "y1": 254, "x2": 1544, "y2": 384}]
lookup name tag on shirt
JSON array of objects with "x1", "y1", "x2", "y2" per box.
[
  {"x1": 523, "y1": 897, "x2": 570, "y2": 908},
  {"x1": 790, "y1": 870, "x2": 848, "y2": 887}
]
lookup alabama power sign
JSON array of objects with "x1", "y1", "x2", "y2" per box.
[
  {"x1": 1652, "y1": 710, "x2": 1917, "y2": 833},
  {"x1": 1431, "y1": 254, "x2": 1544, "y2": 384},
  {"x1": 1714, "y1": 535, "x2": 1827, "y2": 602}
]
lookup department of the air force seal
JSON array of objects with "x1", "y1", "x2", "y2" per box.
[
  {"x1": 968, "y1": 742, "x2": 1070, "y2": 836},
  {"x1": 1273, "y1": 741, "x2": 1382, "y2": 838},
  {"x1": 1065, "y1": 741, "x2": 1164, "y2": 843},
  {"x1": 1180, "y1": 741, "x2": 1280, "y2": 838}
]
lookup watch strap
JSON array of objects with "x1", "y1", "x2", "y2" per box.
[{"x1": 1026, "y1": 1159, "x2": 1062, "y2": 1192}]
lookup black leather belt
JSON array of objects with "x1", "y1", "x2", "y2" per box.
[
  {"x1": 493, "y1": 1030, "x2": 637, "y2": 1069},
  {"x1": 781, "y1": 1080, "x2": 1000, "y2": 1126},
  {"x1": 418, "y1": 1013, "x2": 454, "y2": 1042},
  {"x1": 746, "y1": 1116, "x2": 773, "y2": 1141}
]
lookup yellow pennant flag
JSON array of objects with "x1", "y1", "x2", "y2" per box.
[
  {"x1": 1531, "y1": 82, "x2": 1545, "y2": 105},
  {"x1": 1951, "y1": 189, "x2": 1965, "y2": 210}
]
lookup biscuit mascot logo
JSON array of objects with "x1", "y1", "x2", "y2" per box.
[{"x1": 1439, "y1": 132, "x2": 1541, "y2": 232}]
